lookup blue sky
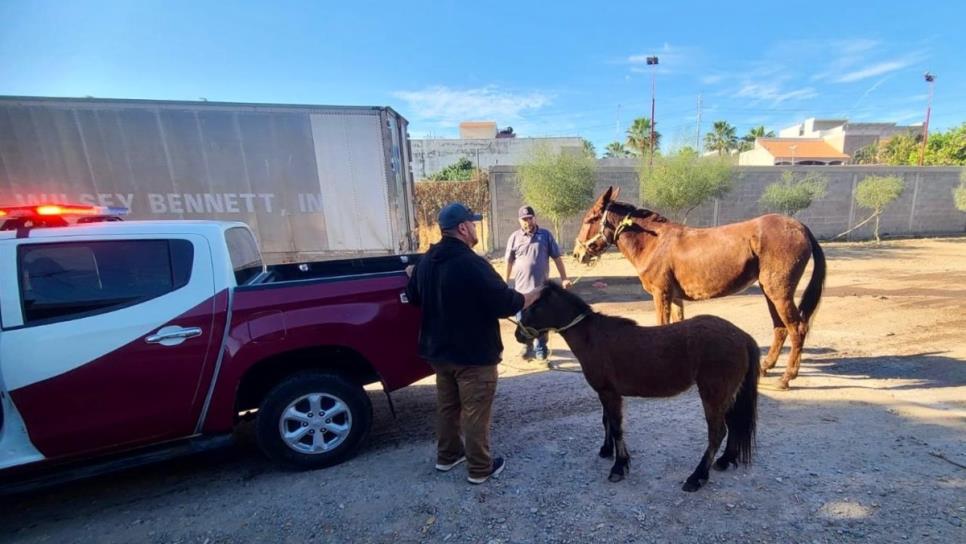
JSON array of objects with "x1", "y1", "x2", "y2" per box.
[{"x1": 2, "y1": 0, "x2": 963, "y2": 153}]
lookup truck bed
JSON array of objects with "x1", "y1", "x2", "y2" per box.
[{"x1": 255, "y1": 254, "x2": 422, "y2": 285}]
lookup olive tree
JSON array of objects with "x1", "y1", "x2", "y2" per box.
[
  {"x1": 854, "y1": 175, "x2": 905, "y2": 243},
  {"x1": 759, "y1": 170, "x2": 828, "y2": 216},
  {"x1": 517, "y1": 146, "x2": 597, "y2": 241},
  {"x1": 640, "y1": 148, "x2": 735, "y2": 223}
]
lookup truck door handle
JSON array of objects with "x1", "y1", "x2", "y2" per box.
[{"x1": 145, "y1": 326, "x2": 203, "y2": 346}]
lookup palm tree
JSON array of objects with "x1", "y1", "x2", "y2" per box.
[
  {"x1": 626, "y1": 117, "x2": 661, "y2": 156},
  {"x1": 604, "y1": 141, "x2": 631, "y2": 158},
  {"x1": 582, "y1": 139, "x2": 597, "y2": 158},
  {"x1": 740, "y1": 125, "x2": 775, "y2": 151},
  {"x1": 704, "y1": 121, "x2": 739, "y2": 156}
]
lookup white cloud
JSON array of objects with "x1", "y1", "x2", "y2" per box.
[
  {"x1": 392, "y1": 86, "x2": 551, "y2": 127},
  {"x1": 735, "y1": 83, "x2": 817, "y2": 104},
  {"x1": 835, "y1": 59, "x2": 912, "y2": 83}
]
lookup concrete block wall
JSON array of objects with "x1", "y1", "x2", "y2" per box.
[{"x1": 487, "y1": 164, "x2": 965, "y2": 253}]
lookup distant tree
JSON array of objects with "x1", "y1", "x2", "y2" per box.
[
  {"x1": 852, "y1": 141, "x2": 881, "y2": 165},
  {"x1": 604, "y1": 141, "x2": 632, "y2": 158},
  {"x1": 954, "y1": 169, "x2": 966, "y2": 212},
  {"x1": 428, "y1": 158, "x2": 476, "y2": 181},
  {"x1": 626, "y1": 117, "x2": 662, "y2": 156},
  {"x1": 497, "y1": 126, "x2": 516, "y2": 138},
  {"x1": 582, "y1": 139, "x2": 597, "y2": 158},
  {"x1": 922, "y1": 123, "x2": 966, "y2": 165},
  {"x1": 854, "y1": 124, "x2": 966, "y2": 166},
  {"x1": 517, "y1": 146, "x2": 597, "y2": 240},
  {"x1": 704, "y1": 121, "x2": 739, "y2": 156},
  {"x1": 740, "y1": 125, "x2": 774, "y2": 152},
  {"x1": 854, "y1": 175, "x2": 905, "y2": 243},
  {"x1": 759, "y1": 170, "x2": 828, "y2": 216},
  {"x1": 640, "y1": 149, "x2": 736, "y2": 223}
]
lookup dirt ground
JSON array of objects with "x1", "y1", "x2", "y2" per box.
[{"x1": 3, "y1": 238, "x2": 965, "y2": 544}]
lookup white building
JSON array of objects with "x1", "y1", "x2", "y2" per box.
[
  {"x1": 410, "y1": 121, "x2": 583, "y2": 179},
  {"x1": 739, "y1": 118, "x2": 920, "y2": 166}
]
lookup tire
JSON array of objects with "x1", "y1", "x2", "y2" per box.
[{"x1": 255, "y1": 372, "x2": 372, "y2": 470}]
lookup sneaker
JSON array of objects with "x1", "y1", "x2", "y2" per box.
[
  {"x1": 467, "y1": 457, "x2": 506, "y2": 484},
  {"x1": 435, "y1": 456, "x2": 466, "y2": 472}
]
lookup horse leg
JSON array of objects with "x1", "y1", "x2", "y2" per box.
[
  {"x1": 598, "y1": 391, "x2": 629, "y2": 482},
  {"x1": 670, "y1": 298, "x2": 685, "y2": 323},
  {"x1": 761, "y1": 295, "x2": 788, "y2": 376},
  {"x1": 599, "y1": 411, "x2": 613, "y2": 459},
  {"x1": 652, "y1": 290, "x2": 672, "y2": 326},
  {"x1": 760, "y1": 280, "x2": 807, "y2": 389},
  {"x1": 683, "y1": 400, "x2": 727, "y2": 492}
]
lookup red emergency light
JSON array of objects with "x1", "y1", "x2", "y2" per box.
[
  {"x1": 0, "y1": 204, "x2": 129, "y2": 218},
  {"x1": 0, "y1": 204, "x2": 128, "y2": 235}
]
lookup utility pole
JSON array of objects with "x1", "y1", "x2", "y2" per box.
[
  {"x1": 615, "y1": 103, "x2": 622, "y2": 142},
  {"x1": 695, "y1": 93, "x2": 703, "y2": 150},
  {"x1": 647, "y1": 56, "x2": 659, "y2": 167},
  {"x1": 918, "y1": 72, "x2": 936, "y2": 167}
]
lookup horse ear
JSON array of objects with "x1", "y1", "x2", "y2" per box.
[
  {"x1": 611, "y1": 186, "x2": 621, "y2": 201},
  {"x1": 594, "y1": 186, "x2": 616, "y2": 210}
]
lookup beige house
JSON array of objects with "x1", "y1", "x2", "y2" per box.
[
  {"x1": 739, "y1": 138, "x2": 850, "y2": 166},
  {"x1": 739, "y1": 117, "x2": 919, "y2": 166},
  {"x1": 458, "y1": 121, "x2": 498, "y2": 139}
]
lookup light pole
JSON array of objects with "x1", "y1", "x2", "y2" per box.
[
  {"x1": 789, "y1": 144, "x2": 797, "y2": 166},
  {"x1": 918, "y1": 72, "x2": 936, "y2": 167},
  {"x1": 647, "y1": 56, "x2": 659, "y2": 167}
]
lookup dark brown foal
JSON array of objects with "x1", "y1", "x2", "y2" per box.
[{"x1": 520, "y1": 283, "x2": 759, "y2": 492}]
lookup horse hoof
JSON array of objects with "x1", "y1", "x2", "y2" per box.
[
  {"x1": 681, "y1": 479, "x2": 702, "y2": 492},
  {"x1": 608, "y1": 472, "x2": 625, "y2": 483},
  {"x1": 777, "y1": 380, "x2": 791, "y2": 390},
  {"x1": 712, "y1": 458, "x2": 736, "y2": 472},
  {"x1": 599, "y1": 448, "x2": 614, "y2": 459},
  {"x1": 759, "y1": 368, "x2": 769, "y2": 377}
]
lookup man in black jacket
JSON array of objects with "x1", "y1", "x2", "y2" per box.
[{"x1": 406, "y1": 202, "x2": 540, "y2": 484}]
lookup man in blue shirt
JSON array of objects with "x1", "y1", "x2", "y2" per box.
[{"x1": 504, "y1": 205, "x2": 572, "y2": 360}]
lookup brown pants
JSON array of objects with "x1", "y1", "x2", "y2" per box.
[{"x1": 431, "y1": 363, "x2": 499, "y2": 479}]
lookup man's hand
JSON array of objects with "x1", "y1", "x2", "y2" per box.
[
  {"x1": 561, "y1": 278, "x2": 574, "y2": 289},
  {"x1": 522, "y1": 288, "x2": 542, "y2": 309}
]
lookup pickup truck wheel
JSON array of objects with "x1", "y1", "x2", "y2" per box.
[{"x1": 255, "y1": 373, "x2": 372, "y2": 469}]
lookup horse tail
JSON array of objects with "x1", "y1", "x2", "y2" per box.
[
  {"x1": 799, "y1": 225, "x2": 826, "y2": 326},
  {"x1": 727, "y1": 337, "x2": 760, "y2": 466}
]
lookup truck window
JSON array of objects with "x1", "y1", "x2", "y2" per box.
[
  {"x1": 225, "y1": 227, "x2": 263, "y2": 285},
  {"x1": 18, "y1": 239, "x2": 193, "y2": 325}
]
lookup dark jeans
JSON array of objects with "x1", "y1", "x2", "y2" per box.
[{"x1": 430, "y1": 363, "x2": 499, "y2": 479}]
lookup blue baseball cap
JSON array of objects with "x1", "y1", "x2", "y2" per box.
[{"x1": 438, "y1": 202, "x2": 483, "y2": 229}]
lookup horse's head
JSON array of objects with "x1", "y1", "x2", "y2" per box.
[
  {"x1": 573, "y1": 186, "x2": 642, "y2": 264},
  {"x1": 519, "y1": 281, "x2": 592, "y2": 334}
]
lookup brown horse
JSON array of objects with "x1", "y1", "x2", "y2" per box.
[
  {"x1": 572, "y1": 186, "x2": 826, "y2": 389},
  {"x1": 519, "y1": 282, "x2": 759, "y2": 492}
]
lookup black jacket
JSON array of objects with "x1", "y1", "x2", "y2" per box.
[{"x1": 406, "y1": 236, "x2": 524, "y2": 366}]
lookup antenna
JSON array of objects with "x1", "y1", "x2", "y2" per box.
[{"x1": 695, "y1": 94, "x2": 703, "y2": 149}]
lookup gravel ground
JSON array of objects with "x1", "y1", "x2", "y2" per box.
[{"x1": 2, "y1": 238, "x2": 965, "y2": 544}]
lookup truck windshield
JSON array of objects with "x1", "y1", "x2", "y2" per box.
[{"x1": 225, "y1": 227, "x2": 264, "y2": 285}]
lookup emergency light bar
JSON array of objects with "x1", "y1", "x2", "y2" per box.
[
  {"x1": 0, "y1": 204, "x2": 129, "y2": 218},
  {"x1": 0, "y1": 204, "x2": 129, "y2": 236}
]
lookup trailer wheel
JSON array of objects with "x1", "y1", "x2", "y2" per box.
[{"x1": 255, "y1": 372, "x2": 372, "y2": 469}]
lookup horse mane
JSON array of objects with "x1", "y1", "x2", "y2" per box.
[
  {"x1": 542, "y1": 281, "x2": 637, "y2": 327},
  {"x1": 609, "y1": 200, "x2": 669, "y2": 224}
]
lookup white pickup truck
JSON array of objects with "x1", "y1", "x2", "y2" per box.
[{"x1": 0, "y1": 204, "x2": 430, "y2": 492}]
